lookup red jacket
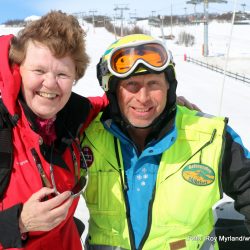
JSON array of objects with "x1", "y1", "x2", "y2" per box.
[{"x1": 0, "y1": 35, "x2": 108, "y2": 249}]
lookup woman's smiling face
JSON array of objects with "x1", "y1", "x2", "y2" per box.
[{"x1": 20, "y1": 40, "x2": 76, "y2": 119}]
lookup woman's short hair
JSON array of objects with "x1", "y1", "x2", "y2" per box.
[{"x1": 9, "y1": 10, "x2": 89, "y2": 81}]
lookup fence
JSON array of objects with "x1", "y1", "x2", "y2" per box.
[{"x1": 186, "y1": 56, "x2": 250, "y2": 84}]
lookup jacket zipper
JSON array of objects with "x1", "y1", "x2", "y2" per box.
[
  {"x1": 114, "y1": 137, "x2": 137, "y2": 250},
  {"x1": 137, "y1": 186, "x2": 156, "y2": 250}
]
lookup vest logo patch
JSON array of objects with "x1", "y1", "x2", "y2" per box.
[
  {"x1": 82, "y1": 146, "x2": 94, "y2": 167},
  {"x1": 182, "y1": 163, "x2": 215, "y2": 186}
]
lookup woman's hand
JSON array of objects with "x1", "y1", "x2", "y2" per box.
[
  {"x1": 177, "y1": 96, "x2": 201, "y2": 112},
  {"x1": 19, "y1": 187, "x2": 73, "y2": 233}
]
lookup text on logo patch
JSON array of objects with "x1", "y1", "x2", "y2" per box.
[{"x1": 182, "y1": 163, "x2": 215, "y2": 186}]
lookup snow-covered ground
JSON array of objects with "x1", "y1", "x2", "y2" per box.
[
  {"x1": 1, "y1": 18, "x2": 250, "y2": 244},
  {"x1": 137, "y1": 20, "x2": 250, "y2": 77}
]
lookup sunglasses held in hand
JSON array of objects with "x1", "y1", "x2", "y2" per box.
[{"x1": 31, "y1": 138, "x2": 88, "y2": 198}]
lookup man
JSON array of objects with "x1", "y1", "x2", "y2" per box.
[{"x1": 81, "y1": 34, "x2": 250, "y2": 249}]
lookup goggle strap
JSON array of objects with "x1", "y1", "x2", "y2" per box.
[
  {"x1": 96, "y1": 58, "x2": 104, "y2": 85},
  {"x1": 165, "y1": 64, "x2": 176, "y2": 82},
  {"x1": 99, "y1": 60, "x2": 109, "y2": 78}
]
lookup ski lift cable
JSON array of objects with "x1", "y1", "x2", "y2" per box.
[{"x1": 218, "y1": 0, "x2": 238, "y2": 116}]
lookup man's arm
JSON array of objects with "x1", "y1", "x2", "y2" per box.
[{"x1": 222, "y1": 126, "x2": 250, "y2": 231}]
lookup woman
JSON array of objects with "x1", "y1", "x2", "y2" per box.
[{"x1": 0, "y1": 11, "x2": 107, "y2": 250}]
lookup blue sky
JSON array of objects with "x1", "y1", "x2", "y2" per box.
[{"x1": 0, "y1": 0, "x2": 248, "y2": 24}]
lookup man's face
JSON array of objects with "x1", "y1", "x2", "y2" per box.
[{"x1": 117, "y1": 72, "x2": 169, "y2": 128}]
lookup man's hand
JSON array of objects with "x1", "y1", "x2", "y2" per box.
[
  {"x1": 177, "y1": 96, "x2": 201, "y2": 112},
  {"x1": 19, "y1": 187, "x2": 73, "y2": 233}
]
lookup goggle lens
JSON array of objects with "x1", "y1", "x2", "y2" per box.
[
  {"x1": 50, "y1": 163, "x2": 88, "y2": 198},
  {"x1": 70, "y1": 174, "x2": 88, "y2": 197},
  {"x1": 111, "y1": 43, "x2": 168, "y2": 74}
]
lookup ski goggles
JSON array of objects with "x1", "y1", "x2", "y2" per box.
[{"x1": 99, "y1": 40, "x2": 171, "y2": 79}]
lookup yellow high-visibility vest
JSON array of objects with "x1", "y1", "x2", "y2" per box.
[{"x1": 81, "y1": 106, "x2": 226, "y2": 250}]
